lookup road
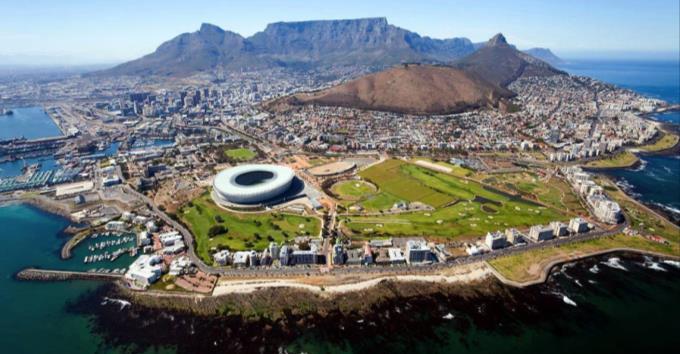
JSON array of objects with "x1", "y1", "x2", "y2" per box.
[{"x1": 126, "y1": 175, "x2": 628, "y2": 278}]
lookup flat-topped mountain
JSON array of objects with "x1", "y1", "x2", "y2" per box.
[
  {"x1": 276, "y1": 64, "x2": 514, "y2": 115},
  {"x1": 454, "y1": 33, "x2": 566, "y2": 87},
  {"x1": 97, "y1": 18, "x2": 555, "y2": 77}
]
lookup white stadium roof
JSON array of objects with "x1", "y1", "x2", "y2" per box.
[{"x1": 213, "y1": 164, "x2": 295, "y2": 204}]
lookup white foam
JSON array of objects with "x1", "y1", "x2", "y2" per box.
[
  {"x1": 589, "y1": 265, "x2": 600, "y2": 274},
  {"x1": 662, "y1": 260, "x2": 680, "y2": 268},
  {"x1": 101, "y1": 297, "x2": 131, "y2": 310},
  {"x1": 562, "y1": 295, "x2": 578, "y2": 307},
  {"x1": 647, "y1": 262, "x2": 667, "y2": 272},
  {"x1": 602, "y1": 257, "x2": 628, "y2": 271}
]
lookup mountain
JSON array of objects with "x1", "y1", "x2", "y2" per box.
[
  {"x1": 273, "y1": 64, "x2": 514, "y2": 115},
  {"x1": 98, "y1": 18, "x2": 478, "y2": 77},
  {"x1": 454, "y1": 34, "x2": 566, "y2": 87},
  {"x1": 523, "y1": 48, "x2": 563, "y2": 66}
]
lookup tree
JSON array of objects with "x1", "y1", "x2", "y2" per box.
[
  {"x1": 214, "y1": 215, "x2": 224, "y2": 223},
  {"x1": 208, "y1": 225, "x2": 227, "y2": 237}
]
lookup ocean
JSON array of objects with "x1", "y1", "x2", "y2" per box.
[
  {"x1": 0, "y1": 59, "x2": 678, "y2": 353},
  {"x1": 560, "y1": 59, "x2": 680, "y2": 219},
  {"x1": 0, "y1": 106, "x2": 63, "y2": 140}
]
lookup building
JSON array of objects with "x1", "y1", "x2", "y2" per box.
[
  {"x1": 125, "y1": 255, "x2": 163, "y2": 290},
  {"x1": 290, "y1": 249, "x2": 317, "y2": 265},
  {"x1": 268, "y1": 242, "x2": 280, "y2": 260},
  {"x1": 233, "y1": 251, "x2": 252, "y2": 267},
  {"x1": 363, "y1": 243, "x2": 374, "y2": 265},
  {"x1": 159, "y1": 231, "x2": 182, "y2": 246},
  {"x1": 279, "y1": 245, "x2": 292, "y2": 266},
  {"x1": 105, "y1": 221, "x2": 127, "y2": 232},
  {"x1": 589, "y1": 194, "x2": 623, "y2": 224},
  {"x1": 332, "y1": 243, "x2": 345, "y2": 265},
  {"x1": 528, "y1": 225, "x2": 554, "y2": 242},
  {"x1": 387, "y1": 247, "x2": 406, "y2": 264},
  {"x1": 485, "y1": 231, "x2": 507, "y2": 250},
  {"x1": 345, "y1": 249, "x2": 363, "y2": 265},
  {"x1": 568, "y1": 217, "x2": 589, "y2": 234},
  {"x1": 169, "y1": 256, "x2": 192, "y2": 276},
  {"x1": 405, "y1": 240, "x2": 432, "y2": 265},
  {"x1": 163, "y1": 240, "x2": 185, "y2": 255},
  {"x1": 505, "y1": 228, "x2": 525, "y2": 244},
  {"x1": 213, "y1": 250, "x2": 231, "y2": 266},
  {"x1": 101, "y1": 175, "x2": 121, "y2": 187},
  {"x1": 550, "y1": 221, "x2": 569, "y2": 237},
  {"x1": 212, "y1": 164, "x2": 295, "y2": 205}
]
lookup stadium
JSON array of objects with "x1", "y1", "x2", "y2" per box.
[{"x1": 212, "y1": 164, "x2": 296, "y2": 205}]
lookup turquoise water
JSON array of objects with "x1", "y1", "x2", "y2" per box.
[
  {"x1": 0, "y1": 107, "x2": 63, "y2": 140},
  {"x1": 0, "y1": 203, "x2": 104, "y2": 353}
]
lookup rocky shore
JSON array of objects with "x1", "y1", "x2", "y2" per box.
[{"x1": 66, "y1": 253, "x2": 680, "y2": 354}]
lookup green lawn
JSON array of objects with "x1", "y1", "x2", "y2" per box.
[
  {"x1": 180, "y1": 194, "x2": 321, "y2": 264},
  {"x1": 489, "y1": 234, "x2": 678, "y2": 283},
  {"x1": 224, "y1": 148, "x2": 257, "y2": 161},
  {"x1": 594, "y1": 176, "x2": 680, "y2": 244},
  {"x1": 359, "y1": 159, "x2": 455, "y2": 208},
  {"x1": 483, "y1": 172, "x2": 587, "y2": 214},
  {"x1": 638, "y1": 132, "x2": 679, "y2": 152},
  {"x1": 331, "y1": 180, "x2": 376, "y2": 201},
  {"x1": 345, "y1": 159, "x2": 567, "y2": 240},
  {"x1": 585, "y1": 151, "x2": 639, "y2": 169}
]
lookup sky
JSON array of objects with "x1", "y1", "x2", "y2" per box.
[{"x1": 1, "y1": 0, "x2": 678, "y2": 65}]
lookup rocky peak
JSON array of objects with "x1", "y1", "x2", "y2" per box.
[{"x1": 487, "y1": 33, "x2": 508, "y2": 46}]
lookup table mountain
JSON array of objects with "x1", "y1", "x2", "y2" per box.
[{"x1": 97, "y1": 18, "x2": 477, "y2": 77}]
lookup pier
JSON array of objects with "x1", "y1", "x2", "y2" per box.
[{"x1": 15, "y1": 268, "x2": 123, "y2": 282}]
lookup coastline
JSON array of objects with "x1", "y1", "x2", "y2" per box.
[{"x1": 63, "y1": 252, "x2": 680, "y2": 354}]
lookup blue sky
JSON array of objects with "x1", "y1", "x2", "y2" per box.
[{"x1": 1, "y1": 0, "x2": 678, "y2": 65}]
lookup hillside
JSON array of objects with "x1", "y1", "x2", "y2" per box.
[
  {"x1": 279, "y1": 64, "x2": 514, "y2": 115},
  {"x1": 455, "y1": 34, "x2": 566, "y2": 87}
]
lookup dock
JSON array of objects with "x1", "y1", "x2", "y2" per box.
[{"x1": 15, "y1": 268, "x2": 123, "y2": 282}]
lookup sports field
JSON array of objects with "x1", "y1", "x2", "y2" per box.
[
  {"x1": 224, "y1": 147, "x2": 257, "y2": 161},
  {"x1": 180, "y1": 194, "x2": 321, "y2": 264},
  {"x1": 344, "y1": 159, "x2": 567, "y2": 239},
  {"x1": 331, "y1": 180, "x2": 376, "y2": 201}
]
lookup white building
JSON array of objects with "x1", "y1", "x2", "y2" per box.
[
  {"x1": 105, "y1": 221, "x2": 127, "y2": 232},
  {"x1": 125, "y1": 255, "x2": 163, "y2": 290},
  {"x1": 159, "y1": 231, "x2": 182, "y2": 246},
  {"x1": 550, "y1": 221, "x2": 568, "y2": 237},
  {"x1": 169, "y1": 256, "x2": 192, "y2": 276},
  {"x1": 485, "y1": 231, "x2": 507, "y2": 250},
  {"x1": 405, "y1": 240, "x2": 432, "y2": 264},
  {"x1": 387, "y1": 247, "x2": 406, "y2": 264},
  {"x1": 233, "y1": 251, "x2": 251, "y2": 267},
  {"x1": 529, "y1": 225, "x2": 554, "y2": 242},
  {"x1": 213, "y1": 250, "x2": 231, "y2": 266},
  {"x1": 505, "y1": 228, "x2": 525, "y2": 244},
  {"x1": 568, "y1": 217, "x2": 589, "y2": 234}
]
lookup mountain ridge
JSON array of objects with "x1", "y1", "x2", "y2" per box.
[{"x1": 97, "y1": 18, "x2": 560, "y2": 77}]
